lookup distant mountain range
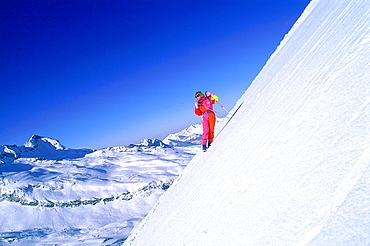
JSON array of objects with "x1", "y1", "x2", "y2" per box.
[{"x1": 0, "y1": 123, "x2": 205, "y2": 163}]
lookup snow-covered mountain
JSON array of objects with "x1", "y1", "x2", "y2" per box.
[
  {"x1": 24, "y1": 135, "x2": 66, "y2": 150},
  {"x1": 124, "y1": 0, "x2": 370, "y2": 245},
  {"x1": 0, "y1": 125, "x2": 205, "y2": 245},
  {"x1": 0, "y1": 135, "x2": 93, "y2": 164},
  {"x1": 163, "y1": 124, "x2": 202, "y2": 146}
]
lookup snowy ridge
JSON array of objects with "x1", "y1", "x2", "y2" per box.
[
  {"x1": 0, "y1": 180, "x2": 173, "y2": 208},
  {"x1": 124, "y1": 0, "x2": 370, "y2": 245}
]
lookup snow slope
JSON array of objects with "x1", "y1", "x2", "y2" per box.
[
  {"x1": 124, "y1": 0, "x2": 370, "y2": 245},
  {"x1": 0, "y1": 125, "x2": 207, "y2": 245}
]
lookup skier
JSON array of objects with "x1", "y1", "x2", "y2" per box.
[{"x1": 194, "y1": 91, "x2": 218, "y2": 151}]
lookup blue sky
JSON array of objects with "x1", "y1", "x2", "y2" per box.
[{"x1": 1, "y1": 0, "x2": 310, "y2": 149}]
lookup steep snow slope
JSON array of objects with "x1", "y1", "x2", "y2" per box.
[{"x1": 125, "y1": 0, "x2": 370, "y2": 245}]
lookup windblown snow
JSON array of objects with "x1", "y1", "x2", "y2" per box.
[{"x1": 124, "y1": 0, "x2": 370, "y2": 245}]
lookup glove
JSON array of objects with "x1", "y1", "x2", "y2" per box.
[
  {"x1": 206, "y1": 91, "x2": 213, "y2": 96},
  {"x1": 211, "y1": 94, "x2": 218, "y2": 103},
  {"x1": 194, "y1": 102, "x2": 199, "y2": 108}
]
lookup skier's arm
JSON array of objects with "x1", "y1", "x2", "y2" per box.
[
  {"x1": 206, "y1": 91, "x2": 218, "y2": 103},
  {"x1": 194, "y1": 101, "x2": 202, "y2": 116}
]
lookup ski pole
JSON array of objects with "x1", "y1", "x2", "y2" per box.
[
  {"x1": 213, "y1": 110, "x2": 227, "y2": 117},
  {"x1": 217, "y1": 102, "x2": 229, "y2": 113},
  {"x1": 199, "y1": 104, "x2": 227, "y2": 118}
]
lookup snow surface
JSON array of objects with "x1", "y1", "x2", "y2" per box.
[
  {"x1": 124, "y1": 0, "x2": 370, "y2": 245},
  {"x1": 0, "y1": 123, "x2": 216, "y2": 245}
]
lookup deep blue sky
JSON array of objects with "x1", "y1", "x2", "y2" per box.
[{"x1": 1, "y1": 0, "x2": 310, "y2": 149}]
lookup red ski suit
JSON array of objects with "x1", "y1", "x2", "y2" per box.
[{"x1": 195, "y1": 95, "x2": 216, "y2": 146}]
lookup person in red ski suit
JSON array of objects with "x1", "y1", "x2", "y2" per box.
[{"x1": 194, "y1": 91, "x2": 218, "y2": 151}]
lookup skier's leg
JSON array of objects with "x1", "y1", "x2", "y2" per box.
[
  {"x1": 208, "y1": 112, "x2": 216, "y2": 145},
  {"x1": 202, "y1": 114, "x2": 210, "y2": 149}
]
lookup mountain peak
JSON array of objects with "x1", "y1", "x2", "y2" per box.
[
  {"x1": 130, "y1": 138, "x2": 170, "y2": 148},
  {"x1": 24, "y1": 135, "x2": 66, "y2": 150}
]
